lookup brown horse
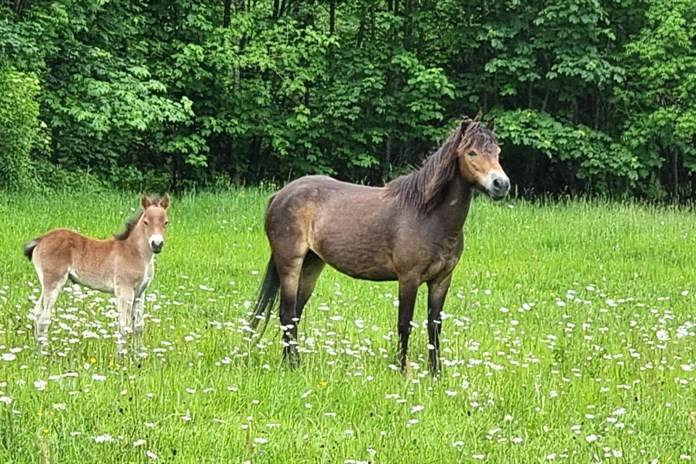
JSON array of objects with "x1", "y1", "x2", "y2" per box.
[
  {"x1": 251, "y1": 115, "x2": 510, "y2": 374},
  {"x1": 24, "y1": 194, "x2": 170, "y2": 352}
]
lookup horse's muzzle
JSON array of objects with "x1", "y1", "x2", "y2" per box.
[
  {"x1": 486, "y1": 172, "x2": 511, "y2": 200},
  {"x1": 149, "y1": 234, "x2": 164, "y2": 254}
]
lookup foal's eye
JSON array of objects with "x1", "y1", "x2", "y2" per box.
[
  {"x1": 164, "y1": 221, "x2": 169, "y2": 226},
  {"x1": 143, "y1": 220, "x2": 150, "y2": 226}
]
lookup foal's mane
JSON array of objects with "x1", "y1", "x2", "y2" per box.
[
  {"x1": 384, "y1": 116, "x2": 496, "y2": 215},
  {"x1": 114, "y1": 211, "x2": 143, "y2": 241}
]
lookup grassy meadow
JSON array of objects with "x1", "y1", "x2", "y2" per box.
[{"x1": 1, "y1": 190, "x2": 696, "y2": 463}]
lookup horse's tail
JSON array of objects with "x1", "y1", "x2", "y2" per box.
[
  {"x1": 23, "y1": 238, "x2": 39, "y2": 261},
  {"x1": 250, "y1": 255, "x2": 280, "y2": 334}
]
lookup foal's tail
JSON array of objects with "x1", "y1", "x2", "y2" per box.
[
  {"x1": 23, "y1": 238, "x2": 39, "y2": 261},
  {"x1": 250, "y1": 255, "x2": 280, "y2": 335}
]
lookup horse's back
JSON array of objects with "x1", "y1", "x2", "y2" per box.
[{"x1": 266, "y1": 175, "x2": 388, "y2": 228}]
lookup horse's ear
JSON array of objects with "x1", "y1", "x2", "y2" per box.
[
  {"x1": 474, "y1": 111, "x2": 483, "y2": 122},
  {"x1": 160, "y1": 193, "x2": 171, "y2": 210},
  {"x1": 486, "y1": 117, "x2": 495, "y2": 131},
  {"x1": 140, "y1": 194, "x2": 151, "y2": 209},
  {"x1": 460, "y1": 116, "x2": 472, "y2": 133}
]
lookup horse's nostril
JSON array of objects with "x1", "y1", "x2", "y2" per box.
[{"x1": 493, "y1": 178, "x2": 502, "y2": 189}]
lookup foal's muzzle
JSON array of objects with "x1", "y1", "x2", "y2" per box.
[
  {"x1": 149, "y1": 234, "x2": 164, "y2": 254},
  {"x1": 484, "y1": 171, "x2": 511, "y2": 200}
]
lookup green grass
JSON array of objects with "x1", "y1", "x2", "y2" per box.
[{"x1": 1, "y1": 190, "x2": 696, "y2": 463}]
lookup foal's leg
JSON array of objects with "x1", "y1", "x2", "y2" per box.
[
  {"x1": 397, "y1": 277, "x2": 420, "y2": 371},
  {"x1": 132, "y1": 288, "x2": 148, "y2": 351},
  {"x1": 33, "y1": 268, "x2": 69, "y2": 344},
  {"x1": 427, "y1": 273, "x2": 453, "y2": 376},
  {"x1": 115, "y1": 285, "x2": 135, "y2": 354}
]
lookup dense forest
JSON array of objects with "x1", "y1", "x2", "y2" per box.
[{"x1": 0, "y1": 0, "x2": 694, "y2": 199}]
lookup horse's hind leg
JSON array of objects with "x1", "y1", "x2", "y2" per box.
[
  {"x1": 296, "y1": 251, "x2": 326, "y2": 321},
  {"x1": 33, "y1": 267, "x2": 69, "y2": 344},
  {"x1": 273, "y1": 246, "x2": 311, "y2": 367}
]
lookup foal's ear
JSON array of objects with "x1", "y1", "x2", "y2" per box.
[
  {"x1": 140, "y1": 194, "x2": 152, "y2": 209},
  {"x1": 486, "y1": 117, "x2": 495, "y2": 131},
  {"x1": 160, "y1": 193, "x2": 171, "y2": 210}
]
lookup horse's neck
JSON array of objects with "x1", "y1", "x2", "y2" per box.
[
  {"x1": 123, "y1": 228, "x2": 153, "y2": 261},
  {"x1": 436, "y1": 175, "x2": 474, "y2": 231}
]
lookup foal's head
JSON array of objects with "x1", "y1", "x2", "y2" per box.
[
  {"x1": 139, "y1": 194, "x2": 170, "y2": 254},
  {"x1": 456, "y1": 115, "x2": 510, "y2": 200}
]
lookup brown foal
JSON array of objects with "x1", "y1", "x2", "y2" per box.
[{"x1": 24, "y1": 194, "x2": 170, "y2": 352}]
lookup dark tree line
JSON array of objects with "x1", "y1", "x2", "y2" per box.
[{"x1": 1, "y1": 0, "x2": 695, "y2": 199}]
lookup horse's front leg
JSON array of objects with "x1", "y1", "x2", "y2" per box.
[
  {"x1": 397, "y1": 278, "x2": 419, "y2": 372},
  {"x1": 115, "y1": 286, "x2": 135, "y2": 355},
  {"x1": 427, "y1": 274, "x2": 453, "y2": 377},
  {"x1": 132, "y1": 288, "x2": 148, "y2": 351}
]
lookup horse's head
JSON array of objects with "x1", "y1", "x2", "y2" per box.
[
  {"x1": 456, "y1": 115, "x2": 510, "y2": 200},
  {"x1": 140, "y1": 194, "x2": 170, "y2": 254}
]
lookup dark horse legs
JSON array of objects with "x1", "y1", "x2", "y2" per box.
[
  {"x1": 398, "y1": 275, "x2": 452, "y2": 375},
  {"x1": 397, "y1": 278, "x2": 419, "y2": 371},
  {"x1": 427, "y1": 274, "x2": 452, "y2": 376},
  {"x1": 278, "y1": 251, "x2": 325, "y2": 367}
]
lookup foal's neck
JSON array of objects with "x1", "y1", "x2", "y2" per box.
[{"x1": 124, "y1": 221, "x2": 154, "y2": 260}]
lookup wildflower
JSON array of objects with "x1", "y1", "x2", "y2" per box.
[
  {"x1": 146, "y1": 450, "x2": 158, "y2": 460},
  {"x1": 253, "y1": 438, "x2": 268, "y2": 444},
  {"x1": 94, "y1": 434, "x2": 114, "y2": 443}
]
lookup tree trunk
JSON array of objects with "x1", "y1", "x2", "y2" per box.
[
  {"x1": 223, "y1": 0, "x2": 232, "y2": 27},
  {"x1": 329, "y1": 0, "x2": 336, "y2": 34}
]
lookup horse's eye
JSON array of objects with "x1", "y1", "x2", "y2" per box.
[
  {"x1": 467, "y1": 150, "x2": 477, "y2": 157},
  {"x1": 144, "y1": 220, "x2": 150, "y2": 226},
  {"x1": 164, "y1": 221, "x2": 169, "y2": 226}
]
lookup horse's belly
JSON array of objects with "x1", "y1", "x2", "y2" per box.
[
  {"x1": 316, "y1": 244, "x2": 397, "y2": 281},
  {"x1": 331, "y1": 263, "x2": 397, "y2": 281},
  {"x1": 68, "y1": 269, "x2": 114, "y2": 293}
]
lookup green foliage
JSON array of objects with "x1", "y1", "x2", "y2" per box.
[
  {"x1": 494, "y1": 109, "x2": 641, "y2": 184},
  {"x1": 0, "y1": 67, "x2": 41, "y2": 190},
  {"x1": 617, "y1": 0, "x2": 696, "y2": 190},
  {"x1": 0, "y1": 0, "x2": 693, "y2": 199}
]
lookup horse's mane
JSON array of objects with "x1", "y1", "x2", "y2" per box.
[
  {"x1": 384, "y1": 116, "x2": 496, "y2": 215},
  {"x1": 114, "y1": 211, "x2": 143, "y2": 241}
]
